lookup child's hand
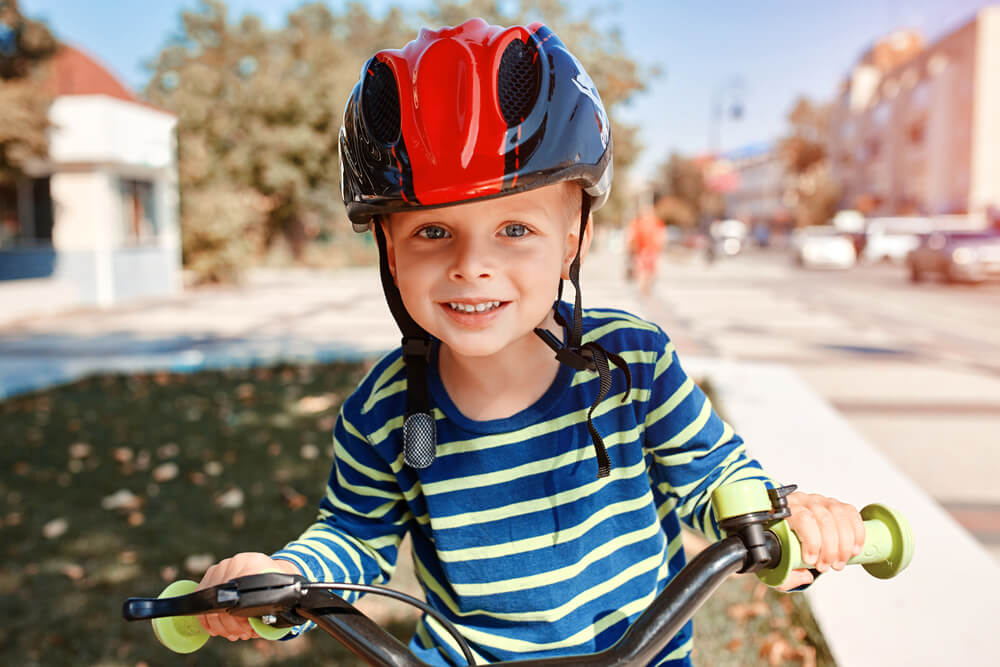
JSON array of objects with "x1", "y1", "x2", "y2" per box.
[
  {"x1": 196, "y1": 552, "x2": 301, "y2": 641},
  {"x1": 778, "y1": 492, "x2": 865, "y2": 592}
]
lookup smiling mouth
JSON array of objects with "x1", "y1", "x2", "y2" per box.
[{"x1": 444, "y1": 300, "x2": 505, "y2": 313}]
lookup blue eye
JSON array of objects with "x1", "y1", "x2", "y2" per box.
[
  {"x1": 418, "y1": 225, "x2": 449, "y2": 240},
  {"x1": 503, "y1": 223, "x2": 529, "y2": 238}
]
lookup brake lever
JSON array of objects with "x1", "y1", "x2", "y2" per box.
[{"x1": 122, "y1": 572, "x2": 309, "y2": 624}]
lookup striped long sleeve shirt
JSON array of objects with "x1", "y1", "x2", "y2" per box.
[{"x1": 273, "y1": 305, "x2": 773, "y2": 666}]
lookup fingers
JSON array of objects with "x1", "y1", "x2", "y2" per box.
[
  {"x1": 776, "y1": 568, "x2": 814, "y2": 592},
  {"x1": 787, "y1": 492, "x2": 864, "y2": 573},
  {"x1": 195, "y1": 557, "x2": 258, "y2": 641}
]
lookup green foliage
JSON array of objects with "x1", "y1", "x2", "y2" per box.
[
  {"x1": 0, "y1": 0, "x2": 57, "y2": 184},
  {"x1": 145, "y1": 0, "x2": 651, "y2": 282}
]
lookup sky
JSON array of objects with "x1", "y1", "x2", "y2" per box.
[{"x1": 20, "y1": 0, "x2": 997, "y2": 184}]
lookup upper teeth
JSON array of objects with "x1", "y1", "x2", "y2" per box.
[{"x1": 449, "y1": 301, "x2": 501, "y2": 313}]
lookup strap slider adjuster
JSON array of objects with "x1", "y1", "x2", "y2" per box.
[{"x1": 401, "y1": 337, "x2": 431, "y2": 360}]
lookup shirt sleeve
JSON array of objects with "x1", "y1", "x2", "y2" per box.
[
  {"x1": 643, "y1": 334, "x2": 775, "y2": 541},
  {"x1": 271, "y1": 406, "x2": 412, "y2": 602}
]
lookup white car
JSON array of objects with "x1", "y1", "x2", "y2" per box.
[
  {"x1": 791, "y1": 226, "x2": 857, "y2": 269},
  {"x1": 863, "y1": 217, "x2": 930, "y2": 263}
]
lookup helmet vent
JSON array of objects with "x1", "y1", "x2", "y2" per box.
[
  {"x1": 498, "y1": 38, "x2": 540, "y2": 126},
  {"x1": 362, "y1": 59, "x2": 401, "y2": 144}
]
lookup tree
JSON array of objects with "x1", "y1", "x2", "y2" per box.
[
  {"x1": 779, "y1": 96, "x2": 840, "y2": 227},
  {"x1": 0, "y1": 0, "x2": 57, "y2": 184},
  {"x1": 145, "y1": 1, "x2": 413, "y2": 281},
  {"x1": 653, "y1": 152, "x2": 712, "y2": 228}
]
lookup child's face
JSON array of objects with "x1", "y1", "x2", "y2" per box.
[{"x1": 383, "y1": 183, "x2": 587, "y2": 358}]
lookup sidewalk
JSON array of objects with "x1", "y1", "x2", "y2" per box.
[{"x1": 2, "y1": 248, "x2": 998, "y2": 665}]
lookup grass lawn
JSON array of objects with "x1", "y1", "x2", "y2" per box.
[{"x1": 0, "y1": 361, "x2": 834, "y2": 666}]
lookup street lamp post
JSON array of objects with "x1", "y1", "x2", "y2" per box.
[{"x1": 708, "y1": 77, "x2": 745, "y2": 155}]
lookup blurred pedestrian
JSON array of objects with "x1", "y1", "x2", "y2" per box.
[{"x1": 625, "y1": 206, "x2": 665, "y2": 295}]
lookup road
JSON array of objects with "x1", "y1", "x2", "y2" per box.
[{"x1": 627, "y1": 247, "x2": 1000, "y2": 561}]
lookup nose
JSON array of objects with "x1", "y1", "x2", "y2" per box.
[{"x1": 448, "y1": 234, "x2": 494, "y2": 282}]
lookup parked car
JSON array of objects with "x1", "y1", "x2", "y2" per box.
[
  {"x1": 862, "y1": 217, "x2": 930, "y2": 263},
  {"x1": 907, "y1": 230, "x2": 1000, "y2": 283},
  {"x1": 791, "y1": 226, "x2": 857, "y2": 269}
]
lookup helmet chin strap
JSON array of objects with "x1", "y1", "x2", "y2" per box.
[
  {"x1": 372, "y1": 220, "x2": 437, "y2": 470},
  {"x1": 533, "y1": 190, "x2": 632, "y2": 478}
]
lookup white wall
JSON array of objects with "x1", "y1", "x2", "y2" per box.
[
  {"x1": 971, "y1": 7, "x2": 1000, "y2": 211},
  {"x1": 49, "y1": 170, "x2": 116, "y2": 251},
  {"x1": 48, "y1": 96, "x2": 176, "y2": 170}
]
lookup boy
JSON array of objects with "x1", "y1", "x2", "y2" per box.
[{"x1": 197, "y1": 19, "x2": 864, "y2": 666}]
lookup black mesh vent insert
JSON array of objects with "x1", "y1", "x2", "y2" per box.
[
  {"x1": 498, "y1": 38, "x2": 540, "y2": 126},
  {"x1": 362, "y1": 59, "x2": 401, "y2": 144}
]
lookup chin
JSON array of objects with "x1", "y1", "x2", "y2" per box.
[{"x1": 438, "y1": 335, "x2": 510, "y2": 359}]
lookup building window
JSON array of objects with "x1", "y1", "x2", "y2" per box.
[
  {"x1": 0, "y1": 178, "x2": 53, "y2": 247},
  {"x1": 119, "y1": 179, "x2": 156, "y2": 244}
]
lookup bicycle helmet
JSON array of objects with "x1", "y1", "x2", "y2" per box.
[{"x1": 339, "y1": 18, "x2": 628, "y2": 476}]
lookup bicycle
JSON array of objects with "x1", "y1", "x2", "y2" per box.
[{"x1": 123, "y1": 479, "x2": 913, "y2": 666}]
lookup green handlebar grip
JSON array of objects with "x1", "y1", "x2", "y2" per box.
[
  {"x1": 757, "y1": 503, "x2": 915, "y2": 587},
  {"x1": 150, "y1": 579, "x2": 291, "y2": 653},
  {"x1": 151, "y1": 580, "x2": 210, "y2": 654}
]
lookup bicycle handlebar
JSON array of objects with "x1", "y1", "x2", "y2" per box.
[{"x1": 122, "y1": 481, "x2": 914, "y2": 665}]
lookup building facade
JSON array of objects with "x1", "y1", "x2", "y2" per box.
[
  {"x1": 828, "y1": 7, "x2": 1000, "y2": 216},
  {"x1": 0, "y1": 45, "x2": 180, "y2": 309},
  {"x1": 720, "y1": 141, "x2": 789, "y2": 224}
]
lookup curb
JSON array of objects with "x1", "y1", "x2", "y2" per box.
[{"x1": 687, "y1": 356, "x2": 1000, "y2": 666}]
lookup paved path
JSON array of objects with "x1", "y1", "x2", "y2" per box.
[{"x1": 638, "y1": 249, "x2": 1000, "y2": 562}]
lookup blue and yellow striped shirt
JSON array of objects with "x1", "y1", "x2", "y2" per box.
[{"x1": 273, "y1": 306, "x2": 771, "y2": 666}]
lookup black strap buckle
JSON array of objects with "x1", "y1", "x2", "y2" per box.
[{"x1": 401, "y1": 336, "x2": 431, "y2": 360}]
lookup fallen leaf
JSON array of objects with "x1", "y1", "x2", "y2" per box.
[
  {"x1": 237, "y1": 383, "x2": 255, "y2": 400},
  {"x1": 128, "y1": 511, "x2": 145, "y2": 526},
  {"x1": 318, "y1": 416, "x2": 336, "y2": 431},
  {"x1": 102, "y1": 489, "x2": 143, "y2": 512},
  {"x1": 184, "y1": 554, "x2": 215, "y2": 575},
  {"x1": 726, "y1": 600, "x2": 769, "y2": 621},
  {"x1": 216, "y1": 487, "x2": 245, "y2": 509},
  {"x1": 69, "y1": 442, "x2": 92, "y2": 459},
  {"x1": 300, "y1": 444, "x2": 319, "y2": 460},
  {"x1": 114, "y1": 447, "x2": 135, "y2": 463},
  {"x1": 157, "y1": 443, "x2": 180, "y2": 459},
  {"x1": 160, "y1": 565, "x2": 179, "y2": 582},
  {"x1": 268, "y1": 442, "x2": 282, "y2": 456},
  {"x1": 43, "y1": 518, "x2": 69, "y2": 539},
  {"x1": 204, "y1": 461, "x2": 224, "y2": 476},
  {"x1": 120, "y1": 551, "x2": 138, "y2": 564},
  {"x1": 281, "y1": 486, "x2": 308, "y2": 510},
  {"x1": 62, "y1": 564, "x2": 85, "y2": 581},
  {"x1": 153, "y1": 463, "x2": 179, "y2": 482},
  {"x1": 789, "y1": 625, "x2": 807, "y2": 642},
  {"x1": 726, "y1": 638, "x2": 743, "y2": 652},
  {"x1": 759, "y1": 632, "x2": 791, "y2": 666},
  {"x1": 232, "y1": 510, "x2": 245, "y2": 528},
  {"x1": 296, "y1": 394, "x2": 337, "y2": 414}
]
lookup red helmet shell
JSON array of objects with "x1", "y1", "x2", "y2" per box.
[{"x1": 340, "y1": 18, "x2": 612, "y2": 228}]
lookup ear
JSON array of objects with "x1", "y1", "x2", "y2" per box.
[
  {"x1": 562, "y1": 215, "x2": 594, "y2": 279},
  {"x1": 379, "y1": 217, "x2": 399, "y2": 284}
]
